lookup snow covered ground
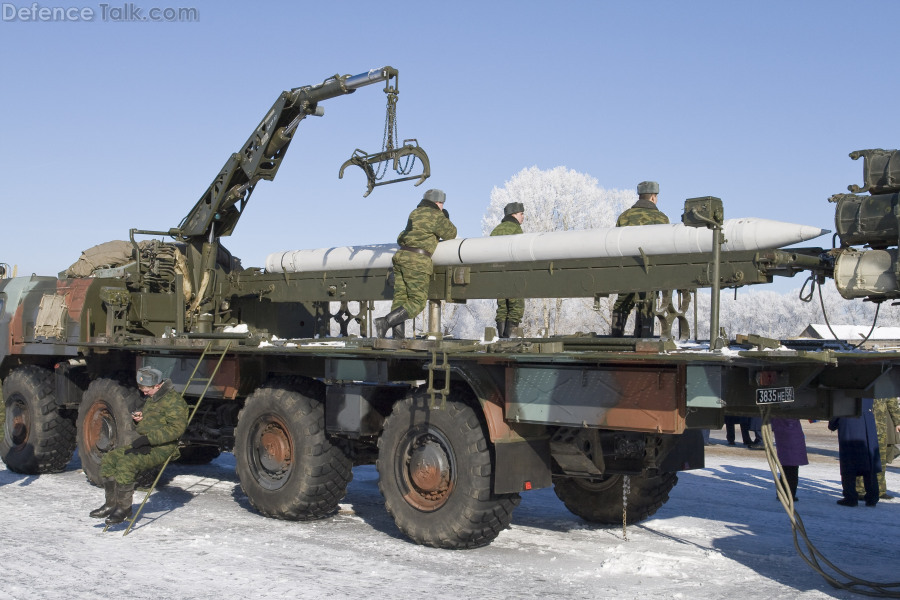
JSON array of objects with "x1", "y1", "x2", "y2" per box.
[{"x1": 0, "y1": 422, "x2": 896, "y2": 600}]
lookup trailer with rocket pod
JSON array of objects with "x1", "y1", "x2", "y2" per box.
[{"x1": 1, "y1": 63, "x2": 898, "y2": 548}]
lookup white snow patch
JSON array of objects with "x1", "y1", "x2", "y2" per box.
[{"x1": 0, "y1": 426, "x2": 895, "y2": 599}]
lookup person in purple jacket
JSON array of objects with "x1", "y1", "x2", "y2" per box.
[
  {"x1": 771, "y1": 418, "x2": 809, "y2": 502},
  {"x1": 829, "y1": 398, "x2": 881, "y2": 507}
]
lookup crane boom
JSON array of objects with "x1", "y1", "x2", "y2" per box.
[{"x1": 171, "y1": 67, "x2": 398, "y2": 242}]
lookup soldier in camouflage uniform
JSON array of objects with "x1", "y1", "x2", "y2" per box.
[
  {"x1": 856, "y1": 396, "x2": 900, "y2": 499},
  {"x1": 611, "y1": 181, "x2": 669, "y2": 337},
  {"x1": 376, "y1": 189, "x2": 457, "y2": 338},
  {"x1": 90, "y1": 366, "x2": 189, "y2": 525},
  {"x1": 491, "y1": 202, "x2": 525, "y2": 338}
]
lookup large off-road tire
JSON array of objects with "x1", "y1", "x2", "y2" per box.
[
  {"x1": 235, "y1": 378, "x2": 352, "y2": 521},
  {"x1": 376, "y1": 391, "x2": 521, "y2": 549},
  {"x1": 0, "y1": 365, "x2": 76, "y2": 474},
  {"x1": 76, "y1": 378, "x2": 143, "y2": 485},
  {"x1": 553, "y1": 472, "x2": 678, "y2": 524}
]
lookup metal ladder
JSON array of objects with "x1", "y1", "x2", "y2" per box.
[
  {"x1": 426, "y1": 349, "x2": 451, "y2": 409},
  {"x1": 110, "y1": 339, "x2": 232, "y2": 535}
]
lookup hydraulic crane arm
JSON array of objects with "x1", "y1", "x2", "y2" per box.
[{"x1": 170, "y1": 67, "x2": 399, "y2": 242}]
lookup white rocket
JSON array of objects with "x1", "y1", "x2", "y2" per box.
[{"x1": 265, "y1": 218, "x2": 829, "y2": 274}]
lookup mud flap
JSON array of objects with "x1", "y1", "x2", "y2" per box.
[
  {"x1": 658, "y1": 429, "x2": 705, "y2": 472},
  {"x1": 493, "y1": 439, "x2": 552, "y2": 494}
]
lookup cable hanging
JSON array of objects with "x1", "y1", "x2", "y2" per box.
[
  {"x1": 816, "y1": 281, "x2": 882, "y2": 349},
  {"x1": 761, "y1": 405, "x2": 900, "y2": 597}
]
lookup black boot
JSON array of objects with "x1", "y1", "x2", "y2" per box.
[
  {"x1": 375, "y1": 307, "x2": 409, "y2": 339},
  {"x1": 105, "y1": 482, "x2": 135, "y2": 525},
  {"x1": 89, "y1": 479, "x2": 117, "y2": 519},
  {"x1": 496, "y1": 320, "x2": 508, "y2": 338},
  {"x1": 610, "y1": 311, "x2": 628, "y2": 337},
  {"x1": 391, "y1": 320, "x2": 406, "y2": 339},
  {"x1": 506, "y1": 321, "x2": 519, "y2": 338}
]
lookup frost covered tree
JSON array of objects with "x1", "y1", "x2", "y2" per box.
[
  {"x1": 444, "y1": 166, "x2": 634, "y2": 338},
  {"x1": 479, "y1": 166, "x2": 633, "y2": 236},
  {"x1": 690, "y1": 281, "x2": 900, "y2": 341}
]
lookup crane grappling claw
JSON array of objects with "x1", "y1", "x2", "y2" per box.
[{"x1": 339, "y1": 140, "x2": 430, "y2": 198}]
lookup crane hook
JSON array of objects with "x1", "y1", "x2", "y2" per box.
[{"x1": 339, "y1": 140, "x2": 431, "y2": 198}]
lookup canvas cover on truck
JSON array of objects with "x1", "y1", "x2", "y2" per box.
[{"x1": 65, "y1": 240, "x2": 149, "y2": 277}]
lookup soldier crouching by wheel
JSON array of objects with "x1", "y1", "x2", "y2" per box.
[{"x1": 89, "y1": 367, "x2": 188, "y2": 525}]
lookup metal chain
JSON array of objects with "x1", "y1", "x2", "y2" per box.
[
  {"x1": 381, "y1": 93, "x2": 397, "y2": 152},
  {"x1": 376, "y1": 92, "x2": 416, "y2": 179},
  {"x1": 622, "y1": 474, "x2": 631, "y2": 541},
  {"x1": 374, "y1": 93, "x2": 398, "y2": 181}
]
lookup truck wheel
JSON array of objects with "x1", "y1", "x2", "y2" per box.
[
  {"x1": 76, "y1": 378, "x2": 142, "y2": 485},
  {"x1": 0, "y1": 365, "x2": 76, "y2": 474},
  {"x1": 553, "y1": 472, "x2": 678, "y2": 524},
  {"x1": 376, "y1": 392, "x2": 521, "y2": 549},
  {"x1": 235, "y1": 378, "x2": 352, "y2": 521}
]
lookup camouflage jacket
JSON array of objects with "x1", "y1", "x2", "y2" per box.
[
  {"x1": 397, "y1": 200, "x2": 457, "y2": 255},
  {"x1": 616, "y1": 198, "x2": 669, "y2": 227},
  {"x1": 490, "y1": 215, "x2": 523, "y2": 236},
  {"x1": 135, "y1": 380, "x2": 189, "y2": 450},
  {"x1": 876, "y1": 397, "x2": 900, "y2": 450}
]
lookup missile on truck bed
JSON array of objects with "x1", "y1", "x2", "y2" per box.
[{"x1": 265, "y1": 217, "x2": 829, "y2": 274}]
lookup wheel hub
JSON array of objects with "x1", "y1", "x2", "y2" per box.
[
  {"x1": 83, "y1": 403, "x2": 114, "y2": 454},
  {"x1": 406, "y1": 438, "x2": 451, "y2": 505},
  {"x1": 259, "y1": 423, "x2": 292, "y2": 475},
  {"x1": 9, "y1": 400, "x2": 29, "y2": 447}
]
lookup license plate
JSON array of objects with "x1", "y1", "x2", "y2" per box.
[{"x1": 756, "y1": 387, "x2": 795, "y2": 404}]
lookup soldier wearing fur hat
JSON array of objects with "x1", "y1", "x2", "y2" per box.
[
  {"x1": 490, "y1": 202, "x2": 525, "y2": 337},
  {"x1": 89, "y1": 366, "x2": 188, "y2": 525},
  {"x1": 376, "y1": 189, "x2": 457, "y2": 338},
  {"x1": 611, "y1": 181, "x2": 669, "y2": 337}
]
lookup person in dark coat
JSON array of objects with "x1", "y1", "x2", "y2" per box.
[
  {"x1": 771, "y1": 418, "x2": 809, "y2": 501},
  {"x1": 749, "y1": 416, "x2": 763, "y2": 445},
  {"x1": 828, "y1": 398, "x2": 882, "y2": 507},
  {"x1": 724, "y1": 415, "x2": 753, "y2": 447}
]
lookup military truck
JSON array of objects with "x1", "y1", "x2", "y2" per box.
[{"x1": 2, "y1": 66, "x2": 900, "y2": 549}]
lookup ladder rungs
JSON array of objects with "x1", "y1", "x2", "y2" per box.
[{"x1": 121, "y1": 340, "x2": 233, "y2": 536}]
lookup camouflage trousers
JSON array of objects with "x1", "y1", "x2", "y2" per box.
[
  {"x1": 857, "y1": 406, "x2": 895, "y2": 497},
  {"x1": 100, "y1": 444, "x2": 178, "y2": 485},
  {"x1": 391, "y1": 259, "x2": 431, "y2": 319},
  {"x1": 496, "y1": 298, "x2": 524, "y2": 325}
]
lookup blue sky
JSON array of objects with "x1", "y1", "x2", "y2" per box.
[{"x1": 1, "y1": 1, "x2": 897, "y2": 290}]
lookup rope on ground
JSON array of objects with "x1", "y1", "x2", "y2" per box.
[{"x1": 760, "y1": 405, "x2": 900, "y2": 597}]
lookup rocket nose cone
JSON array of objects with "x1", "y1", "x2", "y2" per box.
[
  {"x1": 799, "y1": 225, "x2": 831, "y2": 241},
  {"x1": 788, "y1": 224, "x2": 830, "y2": 245},
  {"x1": 721, "y1": 218, "x2": 831, "y2": 252}
]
